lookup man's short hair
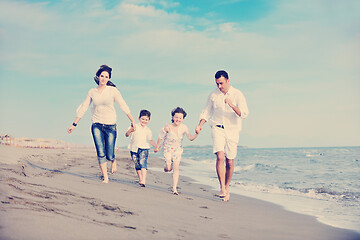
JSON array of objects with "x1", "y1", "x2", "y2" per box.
[{"x1": 215, "y1": 70, "x2": 229, "y2": 80}]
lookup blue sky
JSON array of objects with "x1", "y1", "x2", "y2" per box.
[{"x1": 0, "y1": 0, "x2": 359, "y2": 148}]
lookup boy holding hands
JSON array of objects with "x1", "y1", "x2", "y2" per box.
[{"x1": 126, "y1": 110, "x2": 157, "y2": 187}]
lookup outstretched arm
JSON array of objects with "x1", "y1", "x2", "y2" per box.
[
  {"x1": 125, "y1": 125, "x2": 135, "y2": 137},
  {"x1": 154, "y1": 138, "x2": 163, "y2": 153},
  {"x1": 149, "y1": 140, "x2": 157, "y2": 148},
  {"x1": 126, "y1": 113, "x2": 136, "y2": 130},
  {"x1": 68, "y1": 93, "x2": 92, "y2": 134},
  {"x1": 67, "y1": 117, "x2": 81, "y2": 133},
  {"x1": 186, "y1": 132, "x2": 199, "y2": 141}
]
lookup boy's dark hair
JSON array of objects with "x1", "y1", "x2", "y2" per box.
[
  {"x1": 215, "y1": 70, "x2": 229, "y2": 80},
  {"x1": 171, "y1": 107, "x2": 187, "y2": 123},
  {"x1": 139, "y1": 109, "x2": 151, "y2": 119}
]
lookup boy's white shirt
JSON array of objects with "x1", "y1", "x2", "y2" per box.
[{"x1": 128, "y1": 123, "x2": 153, "y2": 152}]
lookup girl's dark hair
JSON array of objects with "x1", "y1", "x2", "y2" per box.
[
  {"x1": 93, "y1": 65, "x2": 116, "y2": 87},
  {"x1": 171, "y1": 107, "x2": 187, "y2": 123},
  {"x1": 139, "y1": 109, "x2": 151, "y2": 119}
]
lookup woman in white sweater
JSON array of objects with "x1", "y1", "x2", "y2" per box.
[{"x1": 68, "y1": 65, "x2": 135, "y2": 183}]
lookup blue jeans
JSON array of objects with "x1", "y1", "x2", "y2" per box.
[
  {"x1": 130, "y1": 148, "x2": 149, "y2": 170},
  {"x1": 91, "y1": 123, "x2": 117, "y2": 164}
]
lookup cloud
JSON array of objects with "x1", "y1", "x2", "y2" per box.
[{"x1": 0, "y1": 0, "x2": 359, "y2": 147}]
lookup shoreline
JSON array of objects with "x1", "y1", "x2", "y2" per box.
[
  {"x1": 179, "y1": 146, "x2": 360, "y2": 233},
  {"x1": 179, "y1": 159, "x2": 360, "y2": 233},
  {"x1": 1, "y1": 145, "x2": 359, "y2": 240}
]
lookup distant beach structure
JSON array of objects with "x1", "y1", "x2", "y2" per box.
[{"x1": 0, "y1": 134, "x2": 82, "y2": 149}]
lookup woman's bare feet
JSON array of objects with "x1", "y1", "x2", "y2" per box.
[{"x1": 111, "y1": 160, "x2": 117, "y2": 174}]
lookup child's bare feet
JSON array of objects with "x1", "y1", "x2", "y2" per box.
[
  {"x1": 172, "y1": 187, "x2": 179, "y2": 195},
  {"x1": 102, "y1": 177, "x2": 109, "y2": 184},
  {"x1": 111, "y1": 160, "x2": 117, "y2": 174}
]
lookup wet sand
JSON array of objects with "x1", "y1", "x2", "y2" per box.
[{"x1": 0, "y1": 145, "x2": 359, "y2": 240}]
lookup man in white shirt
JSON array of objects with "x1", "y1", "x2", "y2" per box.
[{"x1": 196, "y1": 70, "x2": 249, "y2": 202}]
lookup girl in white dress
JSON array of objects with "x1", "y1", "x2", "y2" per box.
[{"x1": 155, "y1": 107, "x2": 198, "y2": 195}]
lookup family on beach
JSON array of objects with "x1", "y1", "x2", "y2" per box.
[{"x1": 68, "y1": 65, "x2": 249, "y2": 202}]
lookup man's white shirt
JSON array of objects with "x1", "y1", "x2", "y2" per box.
[{"x1": 199, "y1": 86, "x2": 249, "y2": 133}]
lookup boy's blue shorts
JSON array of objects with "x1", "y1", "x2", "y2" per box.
[{"x1": 130, "y1": 148, "x2": 149, "y2": 170}]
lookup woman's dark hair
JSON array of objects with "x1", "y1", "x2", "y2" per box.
[
  {"x1": 139, "y1": 109, "x2": 151, "y2": 119},
  {"x1": 93, "y1": 65, "x2": 116, "y2": 87},
  {"x1": 171, "y1": 107, "x2": 187, "y2": 123},
  {"x1": 215, "y1": 70, "x2": 229, "y2": 80}
]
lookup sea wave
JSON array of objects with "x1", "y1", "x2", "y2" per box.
[{"x1": 232, "y1": 181, "x2": 360, "y2": 204}]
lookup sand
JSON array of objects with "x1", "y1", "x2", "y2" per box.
[{"x1": 0, "y1": 144, "x2": 359, "y2": 240}]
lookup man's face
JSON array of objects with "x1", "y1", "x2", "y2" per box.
[{"x1": 215, "y1": 76, "x2": 230, "y2": 93}]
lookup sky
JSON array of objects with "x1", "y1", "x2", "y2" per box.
[{"x1": 0, "y1": 0, "x2": 359, "y2": 148}]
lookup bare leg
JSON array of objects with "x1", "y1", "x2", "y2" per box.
[
  {"x1": 140, "y1": 168, "x2": 147, "y2": 185},
  {"x1": 111, "y1": 160, "x2": 117, "y2": 174},
  {"x1": 136, "y1": 170, "x2": 142, "y2": 184},
  {"x1": 164, "y1": 161, "x2": 172, "y2": 172},
  {"x1": 99, "y1": 162, "x2": 109, "y2": 183},
  {"x1": 172, "y1": 161, "x2": 180, "y2": 194},
  {"x1": 223, "y1": 158, "x2": 234, "y2": 202},
  {"x1": 216, "y1": 151, "x2": 226, "y2": 197}
]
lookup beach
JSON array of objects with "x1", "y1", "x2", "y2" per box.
[{"x1": 0, "y1": 144, "x2": 359, "y2": 240}]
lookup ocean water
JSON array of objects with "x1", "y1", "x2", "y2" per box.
[{"x1": 178, "y1": 146, "x2": 360, "y2": 232}]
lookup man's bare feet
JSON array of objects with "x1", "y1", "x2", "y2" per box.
[
  {"x1": 219, "y1": 187, "x2": 226, "y2": 198},
  {"x1": 218, "y1": 193, "x2": 226, "y2": 198},
  {"x1": 111, "y1": 160, "x2": 117, "y2": 174},
  {"x1": 222, "y1": 189, "x2": 230, "y2": 202}
]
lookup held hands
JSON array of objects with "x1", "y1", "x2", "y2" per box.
[
  {"x1": 154, "y1": 145, "x2": 159, "y2": 153},
  {"x1": 128, "y1": 126, "x2": 136, "y2": 133},
  {"x1": 195, "y1": 125, "x2": 202, "y2": 134},
  {"x1": 67, "y1": 125, "x2": 75, "y2": 134}
]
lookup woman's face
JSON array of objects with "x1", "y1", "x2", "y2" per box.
[{"x1": 98, "y1": 71, "x2": 110, "y2": 86}]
